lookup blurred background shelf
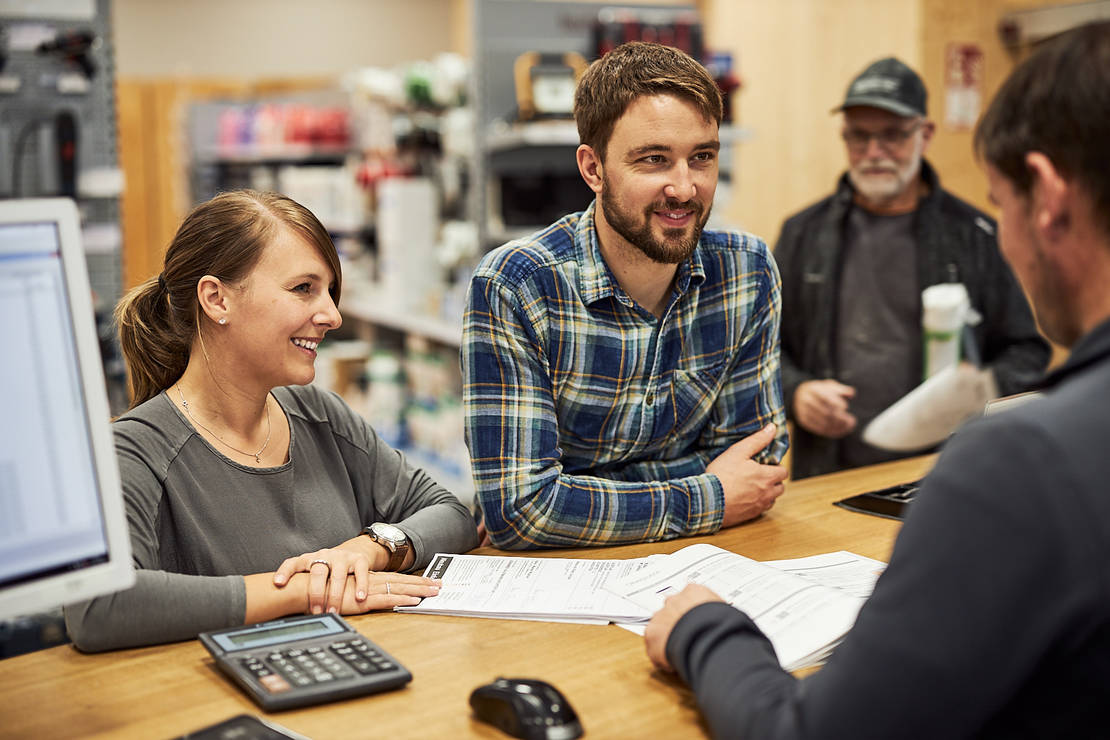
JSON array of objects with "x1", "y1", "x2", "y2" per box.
[{"x1": 341, "y1": 289, "x2": 463, "y2": 348}]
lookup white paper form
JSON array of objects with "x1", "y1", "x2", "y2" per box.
[
  {"x1": 608, "y1": 544, "x2": 866, "y2": 670},
  {"x1": 395, "y1": 552, "x2": 657, "y2": 623},
  {"x1": 762, "y1": 551, "x2": 887, "y2": 599}
]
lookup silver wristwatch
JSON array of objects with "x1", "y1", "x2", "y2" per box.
[{"x1": 364, "y1": 522, "x2": 410, "y2": 571}]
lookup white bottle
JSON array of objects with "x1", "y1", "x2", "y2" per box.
[{"x1": 921, "y1": 283, "x2": 970, "y2": 380}]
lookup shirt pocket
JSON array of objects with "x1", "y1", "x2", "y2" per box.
[{"x1": 667, "y1": 358, "x2": 730, "y2": 441}]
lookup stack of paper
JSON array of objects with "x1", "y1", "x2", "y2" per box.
[
  {"x1": 398, "y1": 545, "x2": 886, "y2": 671},
  {"x1": 396, "y1": 552, "x2": 657, "y2": 624},
  {"x1": 607, "y1": 545, "x2": 882, "y2": 671}
]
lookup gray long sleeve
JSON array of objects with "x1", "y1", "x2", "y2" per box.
[{"x1": 66, "y1": 385, "x2": 477, "y2": 652}]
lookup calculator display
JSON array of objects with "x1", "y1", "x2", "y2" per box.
[
  {"x1": 199, "y1": 613, "x2": 413, "y2": 711},
  {"x1": 213, "y1": 616, "x2": 342, "y2": 652},
  {"x1": 229, "y1": 621, "x2": 329, "y2": 646}
]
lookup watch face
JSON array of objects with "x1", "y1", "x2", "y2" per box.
[{"x1": 371, "y1": 522, "x2": 406, "y2": 543}]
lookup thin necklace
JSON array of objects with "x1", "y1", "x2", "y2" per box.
[{"x1": 176, "y1": 383, "x2": 272, "y2": 463}]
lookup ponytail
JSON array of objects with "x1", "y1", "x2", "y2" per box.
[{"x1": 115, "y1": 274, "x2": 191, "y2": 408}]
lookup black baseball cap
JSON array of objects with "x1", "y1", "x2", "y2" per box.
[{"x1": 833, "y1": 57, "x2": 927, "y2": 117}]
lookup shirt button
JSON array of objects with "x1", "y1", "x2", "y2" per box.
[{"x1": 645, "y1": 393, "x2": 654, "y2": 406}]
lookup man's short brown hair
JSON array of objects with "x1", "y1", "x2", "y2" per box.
[
  {"x1": 574, "y1": 42, "x2": 723, "y2": 161},
  {"x1": 975, "y1": 21, "x2": 1110, "y2": 238}
]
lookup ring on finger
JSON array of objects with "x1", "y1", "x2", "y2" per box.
[
  {"x1": 385, "y1": 582, "x2": 392, "y2": 595},
  {"x1": 311, "y1": 558, "x2": 331, "y2": 573}
]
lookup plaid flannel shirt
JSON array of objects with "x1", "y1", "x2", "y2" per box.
[{"x1": 462, "y1": 200, "x2": 787, "y2": 549}]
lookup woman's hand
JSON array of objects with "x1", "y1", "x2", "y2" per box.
[
  {"x1": 273, "y1": 547, "x2": 373, "y2": 615},
  {"x1": 337, "y1": 571, "x2": 443, "y2": 614}
]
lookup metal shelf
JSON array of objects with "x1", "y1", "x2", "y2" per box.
[
  {"x1": 341, "y1": 288, "x2": 463, "y2": 348},
  {"x1": 193, "y1": 143, "x2": 353, "y2": 165},
  {"x1": 485, "y1": 120, "x2": 750, "y2": 152}
]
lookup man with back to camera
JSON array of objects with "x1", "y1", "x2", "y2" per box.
[
  {"x1": 775, "y1": 56, "x2": 1050, "y2": 478},
  {"x1": 643, "y1": 22, "x2": 1110, "y2": 738},
  {"x1": 462, "y1": 42, "x2": 789, "y2": 549}
]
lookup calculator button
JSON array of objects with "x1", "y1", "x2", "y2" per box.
[
  {"x1": 259, "y1": 674, "x2": 292, "y2": 694},
  {"x1": 349, "y1": 659, "x2": 376, "y2": 674}
]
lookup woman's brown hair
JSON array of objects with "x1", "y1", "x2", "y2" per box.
[{"x1": 115, "y1": 190, "x2": 342, "y2": 408}]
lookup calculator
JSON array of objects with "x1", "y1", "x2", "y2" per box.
[{"x1": 199, "y1": 613, "x2": 412, "y2": 712}]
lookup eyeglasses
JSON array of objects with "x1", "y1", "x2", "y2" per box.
[{"x1": 841, "y1": 120, "x2": 924, "y2": 151}]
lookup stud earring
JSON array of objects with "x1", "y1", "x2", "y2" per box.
[{"x1": 218, "y1": 317, "x2": 227, "y2": 325}]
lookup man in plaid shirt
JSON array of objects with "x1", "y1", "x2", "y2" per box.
[{"x1": 462, "y1": 42, "x2": 789, "y2": 549}]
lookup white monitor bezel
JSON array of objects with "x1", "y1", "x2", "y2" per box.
[{"x1": 0, "y1": 197, "x2": 134, "y2": 621}]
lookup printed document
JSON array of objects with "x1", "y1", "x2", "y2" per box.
[
  {"x1": 395, "y1": 552, "x2": 655, "y2": 623},
  {"x1": 399, "y1": 545, "x2": 885, "y2": 670},
  {"x1": 762, "y1": 550, "x2": 886, "y2": 599},
  {"x1": 607, "y1": 544, "x2": 869, "y2": 671}
]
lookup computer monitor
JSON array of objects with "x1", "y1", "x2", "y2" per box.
[{"x1": 0, "y1": 198, "x2": 134, "y2": 621}]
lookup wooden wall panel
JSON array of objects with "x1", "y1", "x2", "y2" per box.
[
  {"x1": 700, "y1": 0, "x2": 922, "y2": 244},
  {"x1": 116, "y1": 80, "x2": 155, "y2": 291},
  {"x1": 920, "y1": 0, "x2": 1082, "y2": 215}
]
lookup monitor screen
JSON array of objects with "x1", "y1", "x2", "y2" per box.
[{"x1": 0, "y1": 198, "x2": 133, "y2": 621}]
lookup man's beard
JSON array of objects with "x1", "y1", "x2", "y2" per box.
[
  {"x1": 848, "y1": 145, "x2": 923, "y2": 206},
  {"x1": 600, "y1": 183, "x2": 710, "y2": 265}
]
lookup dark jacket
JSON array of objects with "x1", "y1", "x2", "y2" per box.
[
  {"x1": 666, "y1": 317, "x2": 1110, "y2": 739},
  {"x1": 774, "y1": 160, "x2": 1050, "y2": 478}
]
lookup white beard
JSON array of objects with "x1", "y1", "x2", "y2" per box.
[{"x1": 848, "y1": 137, "x2": 925, "y2": 206}]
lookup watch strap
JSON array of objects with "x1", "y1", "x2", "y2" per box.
[{"x1": 382, "y1": 542, "x2": 406, "y2": 571}]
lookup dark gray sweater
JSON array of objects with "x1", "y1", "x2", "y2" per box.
[
  {"x1": 666, "y1": 318, "x2": 1110, "y2": 739},
  {"x1": 65, "y1": 384, "x2": 478, "y2": 652}
]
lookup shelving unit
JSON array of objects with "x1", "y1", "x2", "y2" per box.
[{"x1": 341, "y1": 290, "x2": 462, "y2": 349}]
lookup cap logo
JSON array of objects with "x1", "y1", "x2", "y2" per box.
[{"x1": 852, "y1": 77, "x2": 899, "y2": 95}]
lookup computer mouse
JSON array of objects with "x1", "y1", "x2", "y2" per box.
[{"x1": 469, "y1": 677, "x2": 584, "y2": 740}]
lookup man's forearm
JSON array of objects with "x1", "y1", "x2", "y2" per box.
[{"x1": 478, "y1": 471, "x2": 722, "y2": 549}]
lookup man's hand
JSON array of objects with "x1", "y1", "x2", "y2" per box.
[
  {"x1": 645, "y1": 583, "x2": 726, "y2": 671},
  {"x1": 706, "y1": 424, "x2": 788, "y2": 527},
  {"x1": 793, "y1": 379, "x2": 857, "y2": 438}
]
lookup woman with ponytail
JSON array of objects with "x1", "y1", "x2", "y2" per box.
[{"x1": 66, "y1": 190, "x2": 478, "y2": 651}]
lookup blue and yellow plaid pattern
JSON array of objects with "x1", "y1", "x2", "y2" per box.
[{"x1": 462, "y1": 200, "x2": 787, "y2": 549}]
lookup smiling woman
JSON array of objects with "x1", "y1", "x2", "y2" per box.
[{"x1": 64, "y1": 190, "x2": 479, "y2": 652}]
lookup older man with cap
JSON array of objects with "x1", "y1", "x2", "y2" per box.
[{"x1": 773, "y1": 57, "x2": 1049, "y2": 479}]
